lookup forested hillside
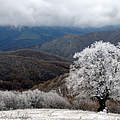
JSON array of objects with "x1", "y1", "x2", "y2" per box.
[
  {"x1": 38, "y1": 29, "x2": 120, "y2": 59},
  {"x1": 0, "y1": 26, "x2": 119, "y2": 51},
  {"x1": 0, "y1": 49, "x2": 70, "y2": 90}
]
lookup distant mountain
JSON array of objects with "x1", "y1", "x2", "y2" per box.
[
  {"x1": 0, "y1": 49, "x2": 70, "y2": 90},
  {"x1": 0, "y1": 26, "x2": 120, "y2": 51},
  {"x1": 37, "y1": 29, "x2": 120, "y2": 59}
]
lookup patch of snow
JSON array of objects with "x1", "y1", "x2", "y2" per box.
[{"x1": 0, "y1": 109, "x2": 119, "y2": 120}]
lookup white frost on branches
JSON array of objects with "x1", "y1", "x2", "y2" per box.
[
  {"x1": 66, "y1": 41, "x2": 120, "y2": 100},
  {"x1": 0, "y1": 90, "x2": 70, "y2": 110}
]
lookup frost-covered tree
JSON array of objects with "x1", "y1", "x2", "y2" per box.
[{"x1": 66, "y1": 41, "x2": 120, "y2": 111}]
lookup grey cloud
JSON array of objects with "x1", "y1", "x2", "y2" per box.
[{"x1": 0, "y1": 0, "x2": 120, "y2": 27}]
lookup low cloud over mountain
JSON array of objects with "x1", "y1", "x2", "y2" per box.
[{"x1": 0, "y1": 0, "x2": 120, "y2": 27}]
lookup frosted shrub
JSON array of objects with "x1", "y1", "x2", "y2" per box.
[
  {"x1": 0, "y1": 91, "x2": 18, "y2": 110},
  {"x1": 24, "y1": 90, "x2": 45, "y2": 108},
  {"x1": 0, "y1": 101, "x2": 6, "y2": 110},
  {"x1": 44, "y1": 92, "x2": 71, "y2": 109},
  {"x1": 16, "y1": 93, "x2": 31, "y2": 109},
  {"x1": 0, "y1": 89, "x2": 71, "y2": 110}
]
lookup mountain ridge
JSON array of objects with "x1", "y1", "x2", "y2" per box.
[
  {"x1": 36, "y1": 29, "x2": 120, "y2": 59},
  {"x1": 0, "y1": 26, "x2": 120, "y2": 51}
]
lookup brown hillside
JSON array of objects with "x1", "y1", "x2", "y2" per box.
[{"x1": 0, "y1": 49, "x2": 70, "y2": 90}]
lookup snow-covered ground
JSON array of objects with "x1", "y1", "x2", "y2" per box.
[{"x1": 0, "y1": 109, "x2": 120, "y2": 120}]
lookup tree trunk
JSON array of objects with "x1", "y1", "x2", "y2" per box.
[
  {"x1": 96, "y1": 87, "x2": 109, "y2": 112},
  {"x1": 97, "y1": 98, "x2": 106, "y2": 112}
]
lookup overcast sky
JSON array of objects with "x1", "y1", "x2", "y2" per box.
[{"x1": 0, "y1": 0, "x2": 120, "y2": 27}]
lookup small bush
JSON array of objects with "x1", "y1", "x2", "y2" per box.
[
  {"x1": 106, "y1": 99, "x2": 120, "y2": 114},
  {"x1": 69, "y1": 95, "x2": 120, "y2": 114},
  {"x1": 43, "y1": 92, "x2": 71, "y2": 109},
  {"x1": 71, "y1": 96, "x2": 99, "y2": 111},
  {"x1": 0, "y1": 89, "x2": 71, "y2": 110}
]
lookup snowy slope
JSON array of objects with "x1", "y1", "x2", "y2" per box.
[{"x1": 0, "y1": 109, "x2": 120, "y2": 120}]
